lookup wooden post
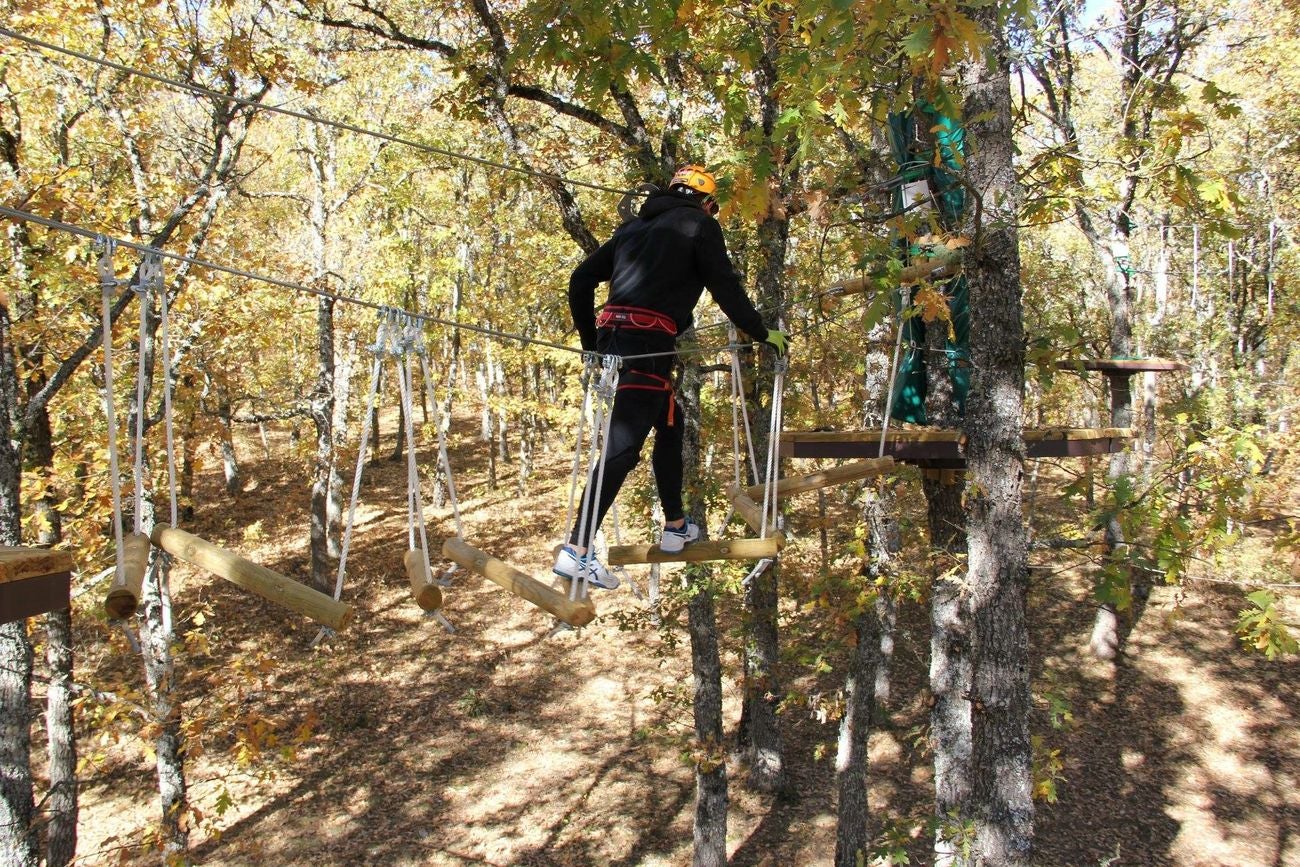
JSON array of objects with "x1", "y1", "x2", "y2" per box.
[
  {"x1": 606, "y1": 536, "x2": 784, "y2": 566},
  {"x1": 151, "y1": 524, "x2": 353, "y2": 630},
  {"x1": 104, "y1": 532, "x2": 151, "y2": 619},
  {"x1": 404, "y1": 550, "x2": 443, "y2": 612},
  {"x1": 441, "y1": 536, "x2": 595, "y2": 628}
]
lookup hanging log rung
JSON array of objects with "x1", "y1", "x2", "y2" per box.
[
  {"x1": 441, "y1": 536, "x2": 595, "y2": 627},
  {"x1": 741, "y1": 457, "x2": 895, "y2": 502},
  {"x1": 606, "y1": 536, "x2": 784, "y2": 566},
  {"x1": 723, "y1": 485, "x2": 787, "y2": 543},
  {"x1": 151, "y1": 524, "x2": 353, "y2": 630},
  {"x1": 404, "y1": 550, "x2": 444, "y2": 613},
  {"x1": 103, "y1": 532, "x2": 151, "y2": 620}
]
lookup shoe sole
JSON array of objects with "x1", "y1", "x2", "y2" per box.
[
  {"x1": 553, "y1": 567, "x2": 618, "y2": 591},
  {"x1": 659, "y1": 535, "x2": 699, "y2": 553}
]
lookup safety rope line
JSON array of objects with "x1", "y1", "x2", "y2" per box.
[
  {"x1": 97, "y1": 240, "x2": 128, "y2": 597},
  {"x1": 760, "y1": 356, "x2": 787, "y2": 539},
  {"x1": 0, "y1": 26, "x2": 635, "y2": 199},
  {"x1": 417, "y1": 347, "x2": 464, "y2": 539},
  {"x1": 0, "y1": 206, "x2": 808, "y2": 367},
  {"x1": 562, "y1": 355, "x2": 598, "y2": 547}
]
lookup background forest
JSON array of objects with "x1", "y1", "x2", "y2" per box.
[{"x1": 0, "y1": 0, "x2": 1296, "y2": 864}]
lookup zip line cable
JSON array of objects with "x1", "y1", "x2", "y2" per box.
[{"x1": 0, "y1": 25, "x2": 633, "y2": 199}]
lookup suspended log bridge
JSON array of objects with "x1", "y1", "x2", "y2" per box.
[
  {"x1": 0, "y1": 547, "x2": 75, "y2": 624},
  {"x1": 821, "y1": 252, "x2": 962, "y2": 312},
  {"x1": 724, "y1": 485, "x2": 787, "y2": 543},
  {"x1": 779, "y1": 427, "x2": 1133, "y2": 466},
  {"x1": 103, "y1": 532, "x2": 151, "y2": 619},
  {"x1": 441, "y1": 535, "x2": 595, "y2": 628},
  {"x1": 151, "y1": 524, "x2": 353, "y2": 630}
]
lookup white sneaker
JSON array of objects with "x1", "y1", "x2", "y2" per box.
[
  {"x1": 659, "y1": 518, "x2": 701, "y2": 553},
  {"x1": 552, "y1": 546, "x2": 620, "y2": 590}
]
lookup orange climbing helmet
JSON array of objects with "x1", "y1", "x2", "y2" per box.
[{"x1": 670, "y1": 164, "x2": 717, "y2": 197}]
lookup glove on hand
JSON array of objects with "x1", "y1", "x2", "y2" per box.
[{"x1": 763, "y1": 328, "x2": 790, "y2": 358}]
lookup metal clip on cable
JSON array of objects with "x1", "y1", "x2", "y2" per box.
[{"x1": 96, "y1": 236, "x2": 119, "y2": 294}]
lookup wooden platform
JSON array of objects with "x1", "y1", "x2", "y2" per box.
[
  {"x1": 0, "y1": 547, "x2": 76, "y2": 623},
  {"x1": 779, "y1": 427, "x2": 1133, "y2": 465}
]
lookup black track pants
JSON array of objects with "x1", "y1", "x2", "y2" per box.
[{"x1": 568, "y1": 368, "x2": 684, "y2": 548}]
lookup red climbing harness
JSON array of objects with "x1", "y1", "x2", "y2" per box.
[
  {"x1": 618, "y1": 370, "x2": 677, "y2": 426},
  {"x1": 596, "y1": 304, "x2": 678, "y2": 336}
]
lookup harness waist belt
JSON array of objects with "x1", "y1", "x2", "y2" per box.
[{"x1": 596, "y1": 304, "x2": 678, "y2": 336}]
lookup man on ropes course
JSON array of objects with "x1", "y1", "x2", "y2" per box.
[{"x1": 554, "y1": 164, "x2": 790, "y2": 589}]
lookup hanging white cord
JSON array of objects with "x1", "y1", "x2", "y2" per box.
[
  {"x1": 157, "y1": 265, "x2": 179, "y2": 528},
  {"x1": 418, "y1": 349, "x2": 464, "y2": 540},
  {"x1": 570, "y1": 355, "x2": 619, "y2": 601},
  {"x1": 131, "y1": 255, "x2": 158, "y2": 536},
  {"x1": 607, "y1": 501, "x2": 642, "y2": 601},
  {"x1": 331, "y1": 312, "x2": 391, "y2": 603},
  {"x1": 729, "y1": 326, "x2": 762, "y2": 485},
  {"x1": 97, "y1": 240, "x2": 127, "y2": 596},
  {"x1": 760, "y1": 359, "x2": 787, "y2": 539},
  {"x1": 397, "y1": 329, "x2": 433, "y2": 582},
  {"x1": 562, "y1": 354, "x2": 598, "y2": 546},
  {"x1": 877, "y1": 284, "x2": 908, "y2": 459}
]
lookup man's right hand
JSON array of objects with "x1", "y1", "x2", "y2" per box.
[{"x1": 763, "y1": 328, "x2": 790, "y2": 358}]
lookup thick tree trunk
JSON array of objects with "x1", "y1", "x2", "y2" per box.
[
  {"x1": 310, "y1": 295, "x2": 337, "y2": 594},
  {"x1": 737, "y1": 210, "x2": 788, "y2": 794},
  {"x1": 679, "y1": 357, "x2": 728, "y2": 866},
  {"x1": 961, "y1": 9, "x2": 1034, "y2": 863},
  {"x1": 0, "y1": 291, "x2": 36, "y2": 867},
  {"x1": 837, "y1": 489, "x2": 890, "y2": 866},
  {"x1": 29, "y1": 395, "x2": 77, "y2": 866}
]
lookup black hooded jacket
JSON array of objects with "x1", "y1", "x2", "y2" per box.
[{"x1": 568, "y1": 189, "x2": 768, "y2": 353}]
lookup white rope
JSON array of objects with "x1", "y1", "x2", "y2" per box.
[
  {"x1": 158, "y1": 264, "x2": 179, "y2": 527},
  {"x1": 417, "y1": 350, "x2": 464, "y2": 539},
  {"x1": 562, "y1": 355, "x2": 598, "y2": 545},
  {"x1": 570, "y1": 355, "x2": 619, "y2": 601},
  {"x1": 97, "y1": 240, "x2": 127, "y2": 596},
  {"x1": 728, "y1": 327, "x2": 762, "y2": 486},
  {"x1": 131, "y1": 256, "x2": 157, "y2": 536},
  {"x1": 760, "y1": 359, "x2": 787, "y2": 539},
  {"x1": 332, "y1": 313, "x2": 390, "y2": 603},
  {"x1": 397, "y1": 338, "x2": 433, "y2": 589},
  {"x1": 877, "y1": 284, "x2": 908, "y2": 459}
]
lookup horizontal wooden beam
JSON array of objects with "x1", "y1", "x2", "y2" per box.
[
  {"x1": 0, "y1": 546, "x2": 76, "y2": 584},
  {"x1": 823, "y1": 253, "x2": 962, "y2": 300},
  {"x1": 404, "y1": 550, "x2": 443, "y2": 613},
  {"x1": 607, "y1": 536, "x2": 783, "y2": 566},
  {"x1": 1055, "y1": 357, "x2": 1187, "y2": 373},
  {"x1": 741, "y1": 457, "x2": 895, "y2": 501},
  {"x1": 780, "y1": 427, "x2": 1133, "y2": 461},
  {"x1": 441, "y1": 536, "x2": 595, "y2": 628},
  {"x1": 152, "y1": 524, "x2": 353, "y2": 631}
]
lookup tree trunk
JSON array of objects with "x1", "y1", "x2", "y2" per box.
[
  {"x1": 961, "y1": 8, "x2": 1034, "y2": 862},
  {"x1": 310, "y1": 295, "x2": 337, "y2": 594},
  {"x1": 679, "y1": 355, "x2": 728, "y2": 866},
  {"x1": 28, "y1": 395, "x2": 77, "y2": 866},
  {"x1": 0, "y1": 288, "x2": 36, "y2": 867},
  {"x1": 736, "y1": 209, "x2": 789, "y2": 795}
]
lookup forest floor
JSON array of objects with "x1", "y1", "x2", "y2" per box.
[{"x1": 56, "y1": 411, "x2": 1299, "y2": 866}]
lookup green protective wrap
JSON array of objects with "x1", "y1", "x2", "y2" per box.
[{"x1": 885, "y1": 105, "x2": 971, "y2": 425}]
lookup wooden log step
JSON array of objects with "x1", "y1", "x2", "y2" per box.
[
  {"x1": 723, "y1": 485, "x2": 787, "y2": 543},
  {"x1": 104, "y1": 532, "x2": 150, "y2": 619},
  {"x1": 441, "y1": 536, "x2": 595, "y2": 628},
  {"x1": 404, "y1": 550, "x2": 443, "y2": 613},
  {"x1": 151, "y1": 524, "x2": 353, "y2": 631},
  {"x1": 606, "y1": 536, "x2": 783, "y2": 566},
  {"x1": 741, "y1": 457, "x2": 895, "y2": 501}
]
